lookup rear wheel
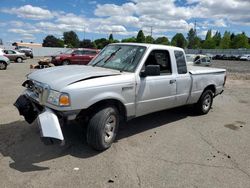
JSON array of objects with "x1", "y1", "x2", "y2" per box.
[
  {"x1": 0, "y1": 61, "x2": 7, "y2": 70},
  {"x1": 87, "y1": 106, "x2": 119, "y2": 151},
  {"x1": 16, "y1": 57, "x2": 23, "y2": 63},
  {"x1": 195, "y1": 90, "x2": 213, "y2": 115},
  {"x1": 62, "y1": 60, "x2": 70, "y2": 65}
]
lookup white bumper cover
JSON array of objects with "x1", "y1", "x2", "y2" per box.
[{"x1": 37, "y1": 108, "x2": 64, "y2": 141}]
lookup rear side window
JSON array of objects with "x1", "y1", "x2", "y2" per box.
[
  {"x1": 72, "y1": 50, "x2": 82, "y2": 55},
  {"x1": 84, "y1": 50, "x2": 97, "y2": 55},
  {"x1": 174, "y1": 51, "x2": 187, "y2": 74}
]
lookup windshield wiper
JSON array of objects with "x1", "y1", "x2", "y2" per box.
[
  {"x1": 92, "y1": 47, "x2": 121, "y2": 67},
  {"x1": 92, "y1": 56, "x2": 106, "y2": 67},
  {"x1": 101, "y1": 47, "x2": 121, "y2": 66}
]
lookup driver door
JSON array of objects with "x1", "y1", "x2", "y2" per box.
[{"x1": 136, "y1": 50, "x2": 177, "y2": 117}]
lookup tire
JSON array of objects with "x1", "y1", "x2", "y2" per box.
[
  {"x1": 62, "y1": 60, "x2": 70, "y2": 65},
  {"x1": 195, "y1": 90, "x2": 213, "y2": 115},
  {"x1": 16, "y1": 57, "x2": 23, "y2": 63},
  {"x1": 0, "y1": 61, "x2": 7, "y2": 70},
  {"x1": 87, "y1": 106, "x2": 119, "y2": 151}
]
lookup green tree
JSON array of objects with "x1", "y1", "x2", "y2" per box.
[
  {"x1": 171, "y1": 33, "x2": 187, "y2": 48},
  {"x1": 94, "y1": 38, "x2": 110, "y2": 49},
  {"x1": 145, "y1": 35, "x2": 154, "y2": 43},
  {"x1": 92, "y1": 41, "x2": 97, "y2": 49},
  {"x1": 205, "y1": 29, "x2": 212, "y2": 40},
  {"x1": 220, "y1": 31, "x2": 231, "y2": 49},
  {"x1": 79, "y1": 39, "x2": 96, "y2": 48},
  {"x1": 108, "y1": 34, "x2": 114, "y2": 42},
  {"x1": 213, "y1": 31, "x2": 221, "y2": 47},
  {"x1": 136, "y1": 30, "x2": 145, "y2": 43},
  {"x1": 187, "y1": 28, "x2": 201, "y2": 49},
  {"x1": 202, "y1": 38, "x2": 216, "y2": 49},
  {"x1": 154, "y1": 36, "x2": 170, "y2": 45},
  {"x1": 42, "y1": 35, "x2": 64, "y2": 47},
  {"x1": 202, "y1": 30, "x2": 216, "y2": 49},
  {"x1": 121, "y1": 37, "x2": 137, "y2": 43},
  {"x1": 63, "y1": 31, "x2": 79, "y2": 48},
  {"x1": 231, "y1": 32, "x2": 249, "y2": 49}
]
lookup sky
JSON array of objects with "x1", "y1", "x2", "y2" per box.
[{"x1": 0, "y1": 0, "x2": 250, "y2": 44}]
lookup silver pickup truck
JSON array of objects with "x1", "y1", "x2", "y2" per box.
[{"x1": 14, "y1": 43, "x2": 226, "y2": 150}]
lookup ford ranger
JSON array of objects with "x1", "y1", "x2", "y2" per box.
[{"x1": 14, "y1": 43, "x2": 226, "y2": 151}]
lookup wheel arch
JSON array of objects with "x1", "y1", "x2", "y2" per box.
[
  {"x1": 203, "y1": 84, "x2": 216, "y2": 96},
  {"x1": 62, "y1": 59, "x2": 71, "y2": 64},
  {"x1": 77, "y1": 98, "x2": 127, "y2": 123}
]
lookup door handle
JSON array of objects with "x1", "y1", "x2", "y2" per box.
[{"x1": 169, "y1": 79, "x2": 176, "y2": 84}]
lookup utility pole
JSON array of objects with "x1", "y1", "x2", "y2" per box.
[
  {"x1": 150, "y1": 26, "x2": 153, "y2": 44},
  {"x1": 194, "y1": 20, "x2": 197, "y2": 36},
  {"x1": 83, "y1": 27, "x2": 86, "y2": 40}
]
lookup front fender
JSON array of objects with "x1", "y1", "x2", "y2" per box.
[{"x1": 84, "y1": 92, "x2": 127, "y2": 108}]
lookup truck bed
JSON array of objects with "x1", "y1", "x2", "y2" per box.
[{"x1": 187, "y1": 65, "x2": 226, "y2": 75}]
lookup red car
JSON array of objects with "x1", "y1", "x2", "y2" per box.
[{"x1": 51, "y1": 48, "x2": 100, "y2": 66}]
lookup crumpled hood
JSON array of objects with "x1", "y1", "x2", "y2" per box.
[{"x1": 28, "y1": 65, "x2": 120, "y2": 91}]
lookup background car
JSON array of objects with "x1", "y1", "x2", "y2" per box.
[
  {"x1": 51, "y1": 48, "x2": 100, "y2": 66},
  {"x1": 186, "y1": 54, "x2": 212, "y2": 66},
  {"x1": 240, "y1": 54, "x2": 250, "y2": 61},
  {"x1": 0, "y1": 55, "x2": 10, "y2": 70},
  {"x1": 0, "y1": 49, "x2": 27, "y2": 63},
  {"x1": 15, "y1": 46, "x2": 34, "y2": 58}
]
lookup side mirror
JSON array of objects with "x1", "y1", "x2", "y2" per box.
[
  {"x1": 140, "y1": 65, "x2": 160, "y2": 77},
  {"x1": 71, "y1": 53, "x2": 76, "y2": 56}
]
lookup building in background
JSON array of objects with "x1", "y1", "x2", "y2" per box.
[{"x1": 12, "y1": 42, "x2": 42, "y2": 48}]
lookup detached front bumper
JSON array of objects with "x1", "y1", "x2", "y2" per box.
[
  {"x1": 37, "y1": 108, "x2": 64, "y2": 144},
  {"x1": 14, "y1": 95, "x2": 67, "y2": 144}
]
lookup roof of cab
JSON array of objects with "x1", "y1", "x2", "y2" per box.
[{"x1": 110, "y1": 43, "x2": 184, "y2": 51}]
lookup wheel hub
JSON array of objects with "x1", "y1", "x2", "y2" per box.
[
  {"x1": 104, "y1": 115, "x2": 116, "y2": 143},
  {"x1": 0, "y1": 63, "x2": 5, "y2": 69},
  {"x1": 203, "y1": 95, "x2": 211, "y2": 111}
]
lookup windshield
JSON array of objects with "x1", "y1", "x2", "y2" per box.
[{"x1": 88, "y1": 45, "x2": 146, "y2": 72}]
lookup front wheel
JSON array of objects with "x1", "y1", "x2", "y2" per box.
[
  {"x1": 62, "y1": 60, "x2": 70, "y2": 65},
  {"x1": 87, "y1": 106, "x2": 119, "y2": 151},
  {"x1": 195, "y1": 90, "x2": 213, "y2": 115},
  {"x1": 0, "y1": 62, "x2": 7, "y2": 70},
  {"x1": 16, "y1": 57, "x2": 23, "y2": 63}
]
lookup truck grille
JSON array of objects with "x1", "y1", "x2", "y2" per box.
[{"x1": 23, "y1": 80, "x2": 50, "y2": 105}]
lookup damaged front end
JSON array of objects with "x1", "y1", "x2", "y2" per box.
[
  {"x1": 14, "y1": 80, "x2": 65, "y2": 144},
  {"x1": 14, "y1": 94, "x2": 39, "y2": 124}
]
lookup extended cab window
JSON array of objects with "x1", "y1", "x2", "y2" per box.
[
  {"x1": 174, "y1": 51, "x2": 187, "y2": 74},
  {"x1": 144, "y1": 50, "x2": 172, "y2": 74}
]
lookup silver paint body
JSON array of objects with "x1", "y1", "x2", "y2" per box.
[{"x1": 23, "y1": 44, "x2": 226, "y2": 140}]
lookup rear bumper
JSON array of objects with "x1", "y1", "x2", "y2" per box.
[{"x1": 214, "y1": 89, "x2": 224, "y2": 97}]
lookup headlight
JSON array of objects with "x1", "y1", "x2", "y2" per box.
[
  {"x1": 47, "y1": 90, "x2": 70, "y2": 106},
  {"x1": 55, "y1": 56, "x2": 61, "y2": 60}
]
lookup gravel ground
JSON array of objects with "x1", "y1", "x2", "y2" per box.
[
  {"x1": 0, "y1": 59, "x2": 250, "y2": 188},
  {"x1": 211, "y1": 60, "x2": 250, "y2": 80}
]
